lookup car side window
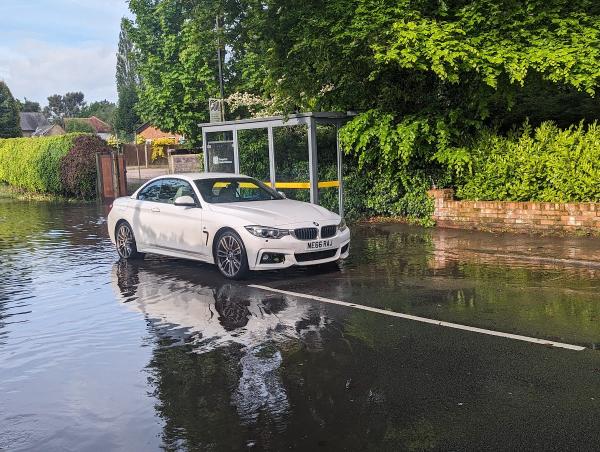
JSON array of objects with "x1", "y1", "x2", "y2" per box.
[
  {"x1": 158, "y1": 179, "x2": 198, "y2": 205},
  {"x1": 137, "y1": 180, "x2": 162, "y2": 202}
]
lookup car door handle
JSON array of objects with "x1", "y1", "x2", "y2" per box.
[{"x1": 151, "y1": 207, "x2": 161, "y2": 212}]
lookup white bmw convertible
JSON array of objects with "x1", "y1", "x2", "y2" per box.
[{"x1": 107, "y1": 173, "x2": 350, "y2": 279}]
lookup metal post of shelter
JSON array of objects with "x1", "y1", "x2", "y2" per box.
[
  {"x1": 232, "y1": 129, "x2": 240, "y2": 174},
  {"x1": 336, "y1": 124, "x2": 344, "y2": 218},
  {"x1": 202, "y1": 130, "x2": 208, "y2": 171},
  {"x1": 267, "y1": 126, "x2": 276, "y2": 188},
  {"x1": 307, "y1": 117, "x2": 319, "y2": 205}
]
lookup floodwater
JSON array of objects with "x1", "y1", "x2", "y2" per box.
[{"x1": 1, "y1": 198, "x2": 600, "y2": 451}]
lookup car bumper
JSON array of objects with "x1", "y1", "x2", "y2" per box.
[{"x1": 244, "y1": 228, "x2": 351, "y2": 270}]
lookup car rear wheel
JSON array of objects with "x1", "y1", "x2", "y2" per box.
[
  {"x1": 214, "y1": 230, "x2": 249, "y2": 280},
  {"x1": 116, "y1": 222, "x2": 143, "y2": 260}
]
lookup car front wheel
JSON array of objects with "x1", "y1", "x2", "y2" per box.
[
  {"x1": 115, "y1": 221, "x2": 143, "y2": 260},
  {"x1": 214, "y1": 230, "x2": 249, "y2": 280}
]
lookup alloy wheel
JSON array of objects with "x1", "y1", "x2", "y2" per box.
[
  {"x1": 216, "y1": 233, "x2": 243, "y2": 278},
  {"x1": 117, "y1": 224, "x2": 135, "y2": 259}
]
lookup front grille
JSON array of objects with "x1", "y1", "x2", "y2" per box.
[
  {"x1": 321, "y1": 225, "x2": 337, "y2": 238},
  {"x1": 295, "y1": 248, "x2": 337, "y2": 262},
  {"x1": 293, "y1": 227, "x2": 318, "y2": 241}
]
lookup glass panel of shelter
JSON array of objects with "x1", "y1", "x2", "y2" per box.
[
  {"x1": 238, "y1": 129, "x2": 270, "y2": 182},
  {"x1": 205, "y1": 131, "x2": 235, "y2": 173},
  {"x1": 316, "y1": 124, "x2": 340, "y2": 214},
  {"x1": 274, "y1": 125, "x2": 310, "y2": 202}
]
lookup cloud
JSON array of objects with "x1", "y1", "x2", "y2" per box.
[
  {"x1": 0, "y1": 0, "x2": 130, "y2": 105},
  {"x1": 0, "y1": 40, "x2": 117, "y2": 104}
]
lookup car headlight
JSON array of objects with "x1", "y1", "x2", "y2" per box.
[
  {"x1": 245, "y1": 225, "x2": 290, "y2": 239},
  {"x1": 338, "y1": 218, "x2": 347, "y2": 232}
]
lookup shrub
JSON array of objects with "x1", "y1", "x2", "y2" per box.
[
  {"x1": 0, "y1": 134, "x2": 80, "y2": 192},
  {"x1": 60, "y1": 135, "x2": 111, "y2": 198},
  {"x1": 457, "y1": 121, "x2": 600, "y2": 202}
]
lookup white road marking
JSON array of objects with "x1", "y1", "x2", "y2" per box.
[{"x1": 249, "y1": 285, "x2": 586, "y2": 351}]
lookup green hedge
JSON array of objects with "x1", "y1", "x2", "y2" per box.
[
  {"x1": 457, "y1": 122, "x2": 600, "y2": 202},
  {"x1": 0, "y1": 134, "x2": 82, "y2": 193}
]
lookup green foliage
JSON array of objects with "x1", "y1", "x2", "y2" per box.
[
  {"x1": 0, "y1": 81, "x2": 21, "y2": 138},
  {"x1": 60, "y1": 135, "x2": 109, "y2": 198},
  {"x1": 43, "y1": 92, "x2": 86, "y2": 122},
  {"x1": 127, "y1": 0, "x2": 220, "y2": 143},
  {"x1": 0, "y1": 134, "x2": 81, "y2": 193},
  {"x1": 17, "y1": 98, "x2": 41, "y2": 113},
  {"x1": 457, "y1": 121, "x2": 600, "y2": 202},
  {"x1": 375, "y1": 1, "x2": 600, "y2": 95},
  {"x1": 339, "y1": 110, "x2": 446, "y2": 223},
  {"x1": 115, "y1": 86, "x2": 140, "y2": 137},
  {"x1": 127, "y1": 0, "x2": 600, "y2": 220},
  {"x1": 115, "y1": 17, "x2": 141, "y2": 136},
  {"x1": 80, "y1": 100, "x2": 117, "y2": 124},
  {"x1": 65, "y1": 119, "x2": 96, "y2": 133}
]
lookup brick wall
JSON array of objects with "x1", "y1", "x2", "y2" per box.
[{"x1": 428, "y1": 189, "x2": 600, "y2": 235}]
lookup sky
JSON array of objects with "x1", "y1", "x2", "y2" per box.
[{"x1": 0, "y1": 0, "x2": 131, "y2": 106}]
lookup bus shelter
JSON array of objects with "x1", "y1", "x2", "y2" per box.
[{"x1": 199, "y1": 112, "x2": 351, "y2": 216}]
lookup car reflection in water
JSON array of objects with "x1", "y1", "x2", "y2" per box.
[{"x1": 111, "y1": 259, "x2": 328, "y2": 427}]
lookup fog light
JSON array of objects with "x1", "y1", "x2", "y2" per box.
[{"x1": 261, "y1": 253, "x2": 285, "y2": 264}]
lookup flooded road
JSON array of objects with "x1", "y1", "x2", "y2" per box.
[{"x1": 1, "y1": 198, "x2": 600, "y2": 451}]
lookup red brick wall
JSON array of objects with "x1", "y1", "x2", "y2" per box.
[{"x1": 428, "y1": 189, "x2": 600, "y2": 234}]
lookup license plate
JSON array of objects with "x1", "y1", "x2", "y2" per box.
[{"x1": 307, "y1": 239, "x2": 333, "y2": 250}]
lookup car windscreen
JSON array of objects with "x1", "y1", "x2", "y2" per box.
[{"x1": 194, "y1": 178, "x2": 283, "y2": 203}]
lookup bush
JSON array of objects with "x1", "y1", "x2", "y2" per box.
[
  {"x1": 60, "y1": 135, "x2": 111, "y2": 198},
  {"x1": 0, "y1": 134, "x2": 80, "y2": 192},
  {"x1": 457, "y1": 122, "x2": 600, "y2": 202}
]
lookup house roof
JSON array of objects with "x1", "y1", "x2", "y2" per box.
[
  {"x1": 32, "y1": 124, "x2": 65, "y2": 137},
  {"x1": 135, "y1": 122, "x2": 150, "y2": 133},
  {"x1": 20, "y1": 112, "x2": 49, "y2": 132},
  {"x1": 135, "y1": 122, "x2": 182, "y2": 137},
  {"x1": 65, "y1": 116, "x2": 112, "y2": 133}
]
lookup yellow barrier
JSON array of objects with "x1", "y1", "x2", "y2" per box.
[{"x1": 269, "y1": 181, "x2": 340, "y2": 189}]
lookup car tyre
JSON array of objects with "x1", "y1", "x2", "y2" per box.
[
  {"x1": 214, "y1": 230, "x2": 249, "y2": 280},
  {"x1": 115, "y1": 221, "x2": 144, "y2": 260}
]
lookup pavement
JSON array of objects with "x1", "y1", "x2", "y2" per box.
[{"x1": 126, "y1": 165, "x2": 170, "y2": 183}]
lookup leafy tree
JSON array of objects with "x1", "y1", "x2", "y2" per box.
[
  {"x1": 17, "y1": 98, "x2": 41, "y2": 113},
  {"x1": 115, "y1": 87, "x2": 140, "y2": 139},
  {"x1": 127, "y1": 0, "x2": 222, "y2": 142},
  {"x1": 115, "y1": 17, "x2": 141, "y2": 137},
  {"x1": 43, "y1": 92, "x2": 87, "y2": 122},
  {"x1": 0, "y1": 81, "x2": 21, "y2": 138},
  {"x1": 64, "y1": 119, "x2": 96, "y2": 133},
  {"x1": 80, "y1": 100, "x2": 117, "y2": 124}
]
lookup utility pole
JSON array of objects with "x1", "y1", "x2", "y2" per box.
[{"x1": 216, "y1": 15, "x2": 225, "y2": 121}]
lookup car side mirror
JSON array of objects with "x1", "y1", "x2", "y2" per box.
[
  {"x1": 278, "y1": 191, "x2": 287, "y2": 199},
  {"x1": 174, "y1": 195, "x2": 196, "y2": 207}
]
